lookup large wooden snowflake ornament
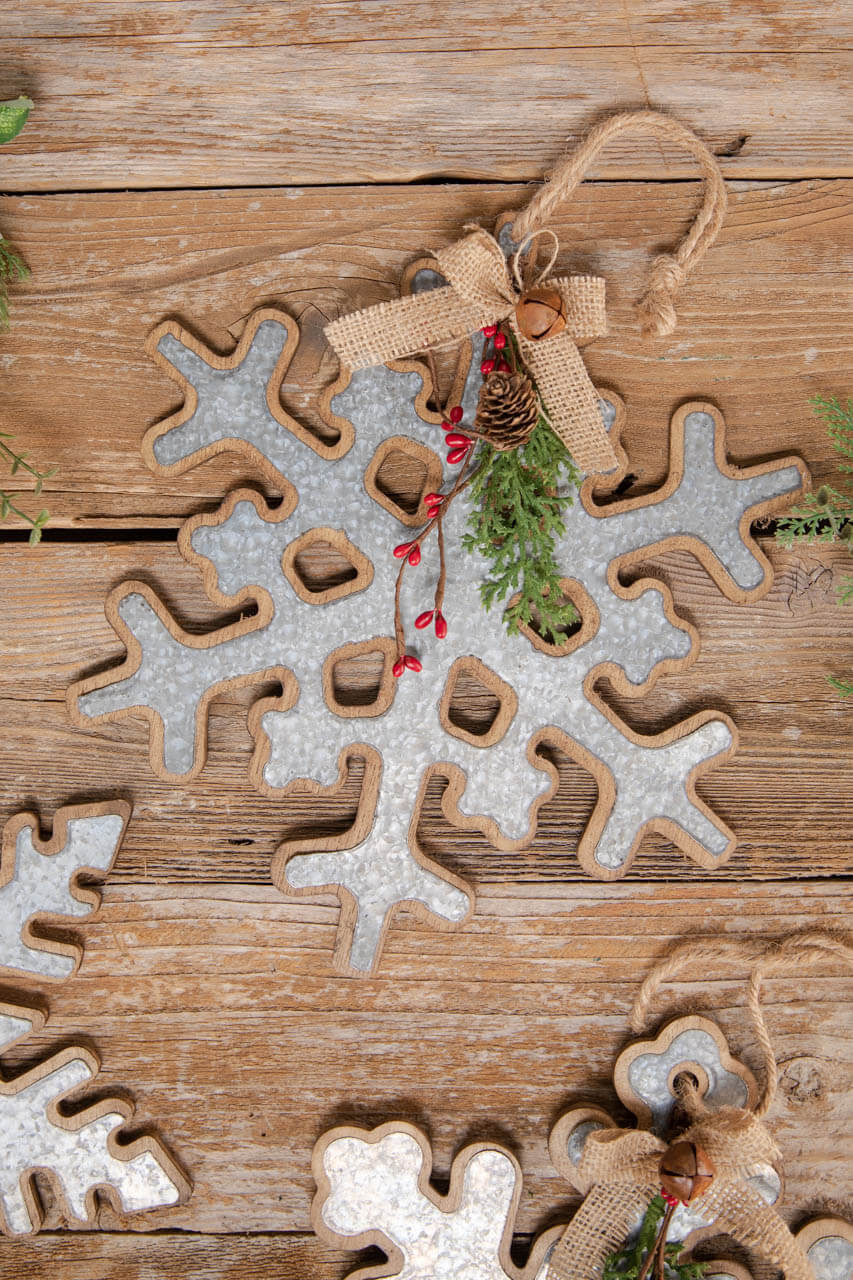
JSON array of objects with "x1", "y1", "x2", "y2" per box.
[
  {"x1": 312, "y1": 1016, "x2": 851, "y2": 1280},
  {"x1": 69, "y1": 306, "x2": 806, "y2": 974}
]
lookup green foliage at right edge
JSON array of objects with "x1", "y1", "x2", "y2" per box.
[
  {"x1": 603, "y1": 1195, "x2": 707, "y2": 1280},
  {"x1": 776, "y1": 395, "x2": 853, "y2": 695},
  {"x1": 462, "y1": 417, "x2": 581, "y2": 643},
  {"x1": 0, "y1": 96, "x2": 32, "y2": 329}
]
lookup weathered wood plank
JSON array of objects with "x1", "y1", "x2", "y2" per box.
[
  {"x1": 0, "y1": 1231, "x2": 347, "y2": 1280},
  {"x1": 0, "y1": 882, "x2": 848, "y2": 1238},
  {"x1": 0, "y1": 180, "x2": 850, "y2": 529},
  {"x1": 0, "y1": 534, "x2": 850, "y2": 883},
  {"x1": 6, "y1": 0, "x2": 850, "y2": 50},
  {"x1": 0, "y1": 40, "x2": 851, "y2": 188}
]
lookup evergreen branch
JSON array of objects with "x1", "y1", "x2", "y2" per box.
[
  {"x1": 776, "y1": 394, "x2": 853, "y2": 696},
  {"x1": 0, "y1": 431, "x2": 57, "y2": 542},
  {"x1": 0, "y1": 237, "x2": 30, "y2": 329},
  {"x1": 603, "y1": 1195, "x2": 707, "y2": 1280},
  {"x1": 462, "y1": 416, "x2": 581, "y2": 642}
]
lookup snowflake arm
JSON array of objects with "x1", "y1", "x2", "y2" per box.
[{"x1": 0, "y1": 804, "x2": 129, "y2": 981}]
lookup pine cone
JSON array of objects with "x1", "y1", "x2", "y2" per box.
[{"x1": 474, "y1": 370, "x2": 540, "y2": 451}]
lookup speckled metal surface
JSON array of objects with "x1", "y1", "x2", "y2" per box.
[
  {"x1": 0, "y1": 813, "x2": 125, "y2": 980},
  {"x1": 76, "y1": 312, "x2": 803, "y2": 972},
  {"x1": 0, "y1": 1052, "x2": 181, "y2": 1234},
  {"x1": 320, "y1": 1129, "x2": 520, "y2": 1279},
  {"x1": 804, "y1": 1233, "x2": 853, "y2": 1280}
]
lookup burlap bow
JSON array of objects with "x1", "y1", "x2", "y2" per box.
[
  {"x1": 324, "y1": 226, "x2": 618, "y2": 475},
  {"x1": 546, "y1": 1106, "x2": 813, "y2": 1280}
]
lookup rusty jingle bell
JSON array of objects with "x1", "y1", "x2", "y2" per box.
[{"x1": 658, "y1": 1140, "x2": 715, "y2": 1205}]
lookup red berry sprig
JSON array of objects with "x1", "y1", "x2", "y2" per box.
[{"x1": 389, "y1": 393, "x2": 481, "y2": 676}]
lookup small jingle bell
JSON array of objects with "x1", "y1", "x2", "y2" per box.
[
  {"x1": 658, "y1": 1139, "x2": 715, "y2": 1205},
  {"x1": 514, "y1": 286, "x2": 567, "y2": 341}
]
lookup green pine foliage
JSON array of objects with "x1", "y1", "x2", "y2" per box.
[
  {"x1": 776, "y1": 395, "x2": 853, "y2": 696},
  {"x1": 0, "y1": 97, "x2": 53, "y2": 542},
  {"x1": 462, "y1": 417, "x2": 581, "y2": 643},
  {"x1": 0, "y1": 431, "x2": 56, "y2": 544},
  {"x1": 603, "y1": 1195, "x2": 707, "y2": 1280}
]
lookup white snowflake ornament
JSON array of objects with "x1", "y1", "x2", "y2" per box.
[{"x1": 69, "y1": 306, "x2": 807, "y2": 974}]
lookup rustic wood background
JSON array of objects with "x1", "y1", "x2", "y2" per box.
[{"x1": 0, "y1": 2, "x2": 851, "y2": 1276}]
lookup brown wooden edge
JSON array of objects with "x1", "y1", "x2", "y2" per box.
[
  {"x1": 795, "y1": 1218, "x2": 853, "y2": 1255},
  {"x1": 700, "y1": 1261, "x2": 756, "y2": 1280},
  {"x1": 438, "y1": 655, "x2": 519, "y2": 749},
  {"x1": 574, "y1": 688, "x2": 739, "y2": 878},
  {"x1": 0, "y1": 1004, "x2": 191, "y2": 1232},
  {"x1": 548, "y1": 1104, "x2": 619, "y2": 1192},
  {"x1": 142, "y1": 305, "x2": 352, "y2": 484},
  {"x1": 583, "y1": 399, "x2": 810, "y2": 606},
  {"x1": 363, "y1": 434, "x2": 445, "y2": 529},
  {"x1": 282, "y1": 525, "x2": 375, "y2": 606},
  {"x1": 0, "y1": 801, "x2": 131, "y2": 983},
  {"x1": 612, "y1": 1014, "x2": 759, "y2": 1131},
  {"x1": 311, "y1": 1121, "x2": 537, "y2": 1280},
  {"x1": 67, "y1": 491, "x2": 299, "y2": 783},
  {"x1": 322, "y1": 637, "x2": 399, "y2": 721},
  {"x1": 248, "y1": 721, "x2": 474, "y2": 977}
]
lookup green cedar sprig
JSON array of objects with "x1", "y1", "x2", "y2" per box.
[
  {"x1": 0, "y1": 431, "x2": 56, "y2": 544},
  {"x1": 461, "y1": 416, "x2": 581, "y2": 643},
  {"x1": 603, "y1": 1195, "x2": 707, "y2": 1280},
  {"x1": 0, "y1": 96, "x2": 33, "y2": 328},
  {"x1": 776, "y1": 395, "x2": 853, "y2": 695}
]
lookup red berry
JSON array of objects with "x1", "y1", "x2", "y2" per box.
[
  {"x1": 496, "y1": 358, "x2": 511, "y2": 373},
  {"x1": 445, "y1": 432, "x2": 471, "y2": 447},
  {"x1": 393, "y1": 541, "x2": 413, "y2": 558},
  {"x1": 482, "y1": 324, "x2": 498, "y2": 337},
  {"x1": 449, "y1": 405, "x2": 464, "y2": 423},
  {"x1": 441, "y1": 420, "x2": 453, "y2": 432},
  {"x1": 392, "y1": 657, "x2": 405, "y2": 678},
  {"x1": 447, "y1": 446, "x2": 469, "y2": 464},
  {"x1": 403, "y1": 654, "x2": 422, "y2": 672},
  {"x1": 408, "y1": 545, "x2": 421, "y2": 566},
  {"x1": 415, "y1": 610, "x2": 434, "y2": 629},
  {"x1": 434, "y1": 612, "x2": 448, "y2": 638},
  {"x1": 424, "y1": 492, "x2": 443, "y2": 505},
  {"x1": 494, "y1": 332, "x2": 507, "y2": 349},
  {"x1": 427, "y1": 504, "x2": 441, "y2": 519},
  {"x1": 480, "y1": 357, "x2": 495, "y2": 375}
]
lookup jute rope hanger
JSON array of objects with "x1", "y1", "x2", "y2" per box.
[
  {"x1": 545, "y1": 929, "x2": 853, "y2": 1280},
  {"x1": 325, "y1": 108, "x2": 728, "y2": 474}
]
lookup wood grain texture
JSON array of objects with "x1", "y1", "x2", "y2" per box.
[
  {"x1": 1, "y1": 534, "x2": 851, "y2": 884},
  {"x1": 0, "y1": 179, "x2": 850, "y2": 529},
  {"x1": 0, "y1": 3, "x2": 850, "y2": 1272},
  {"x1": 1, "y1": 20, "x2": 852, "y2": 189},
  {"x1": 0, "y1": 882, "x2": 848, "y2": 1242}
]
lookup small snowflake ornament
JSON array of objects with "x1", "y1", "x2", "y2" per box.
[
  {"x1": 312, "y1": 932, "x2": 852, "y2": 1280},
  {"x1": 0, "y1": 801, "x2": 190, "y2": 1235},
  {"x1": 69, "y1": 296, "x2": 807, "y2": 975}
]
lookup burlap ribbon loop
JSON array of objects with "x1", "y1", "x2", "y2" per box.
[
  {"x1": 547, "y1": 1112, "x2": 812, "y2": 1280},
  {"x1": 324, "y1": 226, "x2": 617, "y2": 475}
]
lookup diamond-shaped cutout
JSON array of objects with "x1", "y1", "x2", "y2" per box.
[
  {"x1": 282, "y1": 527, "x2": 373, "y2": 605},
  {"x1": 365, "y1": 436, "x2": 443, "y2": 526},
  {"x1": 323, "y1": 637, "x2": 398, "y2": 718},
  {"x1": 439, "y1": 657, "x2": 518, "y2": 747}
]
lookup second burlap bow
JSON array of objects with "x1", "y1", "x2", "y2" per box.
[
  {"x1": 545, "y1": 1107, "x2": 812, "y2": 1280},
  {"x1": 325, "y1": 225, "x2": 617, "y2": 474}
]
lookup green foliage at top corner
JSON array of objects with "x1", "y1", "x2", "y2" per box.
[
  {"x1": 776, "y1": 394, "x2": 853, "y2": 695},
  {"x1": 0, "y1": 96, "x2": 32, "y2": 146},
  {"x1": 462, "y1": 416, "x2": 581, "y2": 644},
  {"x1": 603, "y1": 1195, "x2": 707, "y2": 1280}
]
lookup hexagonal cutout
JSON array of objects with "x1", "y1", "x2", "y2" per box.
[
  {"x1": 322, "y1": 637, "x2": 398, "y2": 718},
  {"x1": 282, "y1": 527, "x2": 374, "y2": 605},
  {"x1": 439, "y1": 657, "x2": 519, "y2": 748},
  {"x1": 364, "y1": 436, "x2": 443, "y2": 527},
  {"x1": 514, "y1": 578, "x2": 599, "y2": 657}
]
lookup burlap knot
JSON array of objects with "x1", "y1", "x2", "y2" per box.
[
  {"x1": 324, "y1": 225, "x2": 618, "y2": 475},
  {"x1": 546, "y1": 1108, "x2": 813, "y2": 1280}
]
